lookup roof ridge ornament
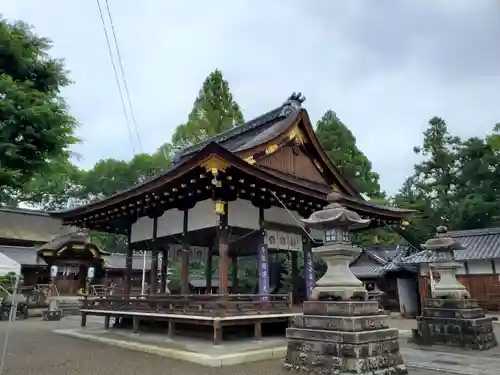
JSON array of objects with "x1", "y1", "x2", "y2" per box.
[{"x1": 280, "y1": 92, "x2": 306, "y2": 117}]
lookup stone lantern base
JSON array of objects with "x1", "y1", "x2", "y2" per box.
[
  {"x1": 412, "y1": 298, "x2": 498, "y2": 350},
  {"x1": 284, "y1": 300, "x2": 408, "y2": 374}
]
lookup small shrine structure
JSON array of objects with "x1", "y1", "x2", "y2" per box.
[
  {"x1": 284, "y1": 192, "x2": 408, "y2": 374},
  {"x1": 403, "y1": 225, "x2": 498, "y2": 350}
]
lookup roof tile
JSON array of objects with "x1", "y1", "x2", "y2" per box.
[{"x1": 401, "y1": 227, "x2": 500, "y2": 263}]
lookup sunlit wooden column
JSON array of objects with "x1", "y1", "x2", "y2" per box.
[
  {"x1": 125, "y1": 226, "x2": 133, "y2": 296},
  {"x1": 160, "y1": 247, "x2": 168, "y2": 293},
  {"x1": 231, "y1": 255, "x2": 238, "y2": 293},
  {"x1": 180, "y1": 209, "x2": 190, "y2": 294},
  {"x1": 205, "y1": 248, "x2": 213, "y2": 294},
  {"x1": 216, "y1": 201, "x2": 229, "y2": 294},
  {"x1": 149, "y1": 216, "x2": 159, "y2": 295}
]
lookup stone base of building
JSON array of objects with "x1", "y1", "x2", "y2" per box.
[
  {"x1": 42, "y1": 309, "x2": 62, "y2": 321},
  {"x1": 284, "y1": 300, "x2": 408, "y2": 375},
  {"x1": 412, "y1": 298, "x2": 498, "y2": 350}
]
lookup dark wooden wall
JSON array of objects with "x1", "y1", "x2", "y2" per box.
[
  {"x1": 418, "y1": 273, "x2": 500, "y2": 311},
  {"x1": 258, "y1": 145, "x2": 327, "y2": 184}
]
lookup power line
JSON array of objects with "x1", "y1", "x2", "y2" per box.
[
  {"x1": 103, "y1": 0, "x2": 143, "y2": 152},
  {"x1": 95, "y1": 0, "x2": 137, "y2": 154}
]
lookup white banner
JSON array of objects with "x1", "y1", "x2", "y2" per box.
[
  {"x1": 277, "y1": 232, "x2": 289, "y2": 250},
  {"x1": 265, "y1": 230, "x2": 303, "y2": 252},
  {"x1": 265, "y1": 230, "x2": 278, "y2": 248},
  {"x1": 288, "y1": 233, "x2": 302, "y2": 251}
]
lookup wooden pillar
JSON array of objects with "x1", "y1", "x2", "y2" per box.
[
  {"x1": 180, "y1": 209, "x2": 190, "y2": 294},
  {"x1": 149, "y1": 216, "x2": 159, "y2": 295},
  {"x1": 205, "y1": 249, "x2": 213, "y2": 294},
  {"x1": 231, "y1": 256, "x2": 238, "y2": 293},
  {"x1": 125, "y1": 226, "x2": 133, "y2": 296},
  {"x1": 160, "y1": 247, "x2": 168, "y2": 293},
  {"x1": 217, "y1": 201, "x2": 229, "y2": 295},
  {"x1": 291, "y1": 250, "x2": 299, "y2": 304}
]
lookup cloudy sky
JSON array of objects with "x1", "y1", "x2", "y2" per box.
[{"x1": 3, "y1": 1, "x2": 500, "y2": 194}]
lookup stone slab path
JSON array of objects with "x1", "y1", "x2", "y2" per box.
[
  {"x1": 0, "y1": 318, "x2": 438, "y2": 375},
  {"x1": 403, "y1": 347, "x2": 500, "y2": 375}
]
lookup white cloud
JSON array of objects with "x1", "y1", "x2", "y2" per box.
[{"x1": 3, "y1": 0, "x2": 499, "y2": 194}]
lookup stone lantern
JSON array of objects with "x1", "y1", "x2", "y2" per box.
[
  {"x1": 411, "y1": 225, "x2": 498, "y2": 350},
  {"x1": 301, "y1": 191, "x2": 371, "y2": 301},
  {"x1": 422, "y1": 225, "x2": 469, "y2": 299},
  {"x1": 284, "y1": 192, "x2": 408, "y2": 375}
]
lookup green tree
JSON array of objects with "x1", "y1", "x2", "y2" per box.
[
  {"x1": 76, "y1": 144, "x2": 172, "y2": 253},
  {"x1": 394, "y1": 117, "x2": 461, "y2": 243},
  {"x1": 172, "y1": 70, "x2": 244, "y2": 149},
  {"x1": 0, "y1": 18, "x2": 78, "y2": 202},
  {"x1": 315, "y1": 110, "x2": 382, "y2": 198},
  {"x1": 452, "y1": 134, "x2": 500, "y2": 229},
  {"x1": 10, "y1": 157, "x2": 83, "y2": 210},
  {"x1": 411, "y1": 116, "x2": 461, "y2": 222},
  {"x1": 77, "y1": 143, "x2": 172, "y2": 201},
  {"x1": 314, "y1": 110, "x2": 404, "y2": 245}
]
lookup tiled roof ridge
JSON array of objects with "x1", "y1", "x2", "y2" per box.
[
  {"x1": 362, "y1": 244, "x2": 409, "y2": 264},
  {"x1": 0, "y1": 245, "x2": 37, "y2": 251},
  {"x1": 0, "y1": 207, "x2": 49, "y2": 216},
  {"x1": 172, "y1": 92, "x2": 306, "y2": 162},
  {"x1": 448, "y1": 227, "x2": 500, "y2": 238}
]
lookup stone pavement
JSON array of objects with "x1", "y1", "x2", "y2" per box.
[{"x1": 0, "y1": 317, "x2": 444, "y2": 375}]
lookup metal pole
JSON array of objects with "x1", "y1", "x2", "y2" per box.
[
  {"x1": 0, "y1": 273, "x2": 20, "y2": 375},
  {"x1": 428, "y1": 264, "x2": 435, "y2": 297}
]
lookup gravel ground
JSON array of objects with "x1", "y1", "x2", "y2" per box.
[{"x1": 0, "y1": 318, "x2": 445, "y2": 375}]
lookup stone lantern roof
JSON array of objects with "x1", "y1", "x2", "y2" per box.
[
  {"x1": 402, "y1": 225, "x2": 466, "y2": 264},
  {"x1": 301, "y1": 191, "x2": 371, "y2": 231}
]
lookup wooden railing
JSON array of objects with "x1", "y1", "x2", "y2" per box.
[
  {"x1": 82, "y1": 293, "x2": 292, "y2": 317},
  {"x1": 90, "y1": 284, "x2": 113, "y2": 297}
]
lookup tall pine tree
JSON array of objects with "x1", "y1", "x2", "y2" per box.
[
  {"x1": 172, "y1": 70, "x2": 244, "y2": 149},
  {"x1": 315, "y1": 110, "x2": 382, "y2": 198}
]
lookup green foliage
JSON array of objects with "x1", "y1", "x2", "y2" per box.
[
  {"x1": 0, "y1": 18, "x2": 78, "y2": 200},
  {"x1": 0, "y1": 272, "x2": 23, "y2": 299},
  {"x1": 90, "y1": 232, "x2": 128, "y2": 254},
  {"x1": 315, "y1": 110, "x2": 403, "y2": 245},
  {"x1": 395, "y1": 118, "x2": 500, "y2": 244},
  {"x1": 78, "y1": 144, "x2": 172, "y2": 201},
  {"x1": 315, "y1": 110, "x2": 382, "y2": 198},
  {"x1": 172, "y1": 70, "x2": 244, "y2": 149}
]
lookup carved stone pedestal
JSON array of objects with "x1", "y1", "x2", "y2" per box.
[
  {"x1": 412, "y1": 298, "x2": 498, "y2": 350},
  {"x1": 284, "y1": 300, "x2": 408, "y2": 375}
]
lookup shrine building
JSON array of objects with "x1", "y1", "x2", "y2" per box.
[{"x1": 49, "y1": 93, "x2": 415, "y2": 302}]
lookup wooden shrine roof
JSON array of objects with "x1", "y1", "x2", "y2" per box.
[
  {"x1": 0, "y1": 207, "x2": 71, "y2": 245},
  {"x1": 184, "y1": 93, "x2": 361, "y2": 198}
]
